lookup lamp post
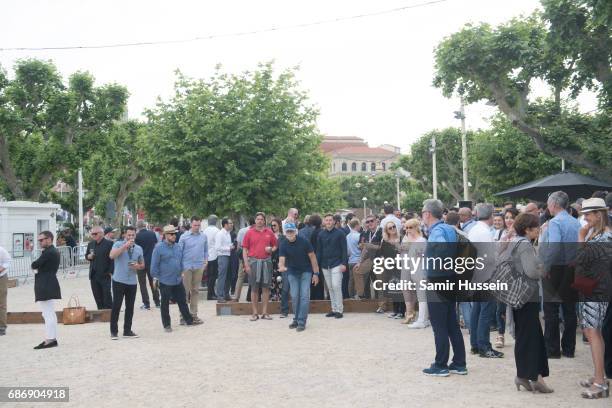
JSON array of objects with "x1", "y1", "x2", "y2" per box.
[
  {"x1": 454, "y1": 98, "x2": 469, "y2": 201},
  {"x1": 362, "y1": 197, "x2": 368, "y2": 218},
  {"x1": 429, "y1": 136, "x2": 438, "y2": 200}
]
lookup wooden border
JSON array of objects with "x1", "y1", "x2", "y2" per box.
[
  {"x1": 216, "y1": 299, "x2": 392, "y2": 316},
  {"x1": 7, "y1": 309, "x2": 111, "y2": 324}
]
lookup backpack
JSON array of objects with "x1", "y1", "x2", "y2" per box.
[
  {"x1": 490, "y1": 238, "x2": 538, "y2": 309},
  {"x1": 455, "y1": 231, "x2": 478, "y2": 301}
]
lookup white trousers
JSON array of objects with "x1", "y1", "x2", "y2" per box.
[
  {"x1": 322, "y1": 266, "x2": 344, "y2": 313},
  {"x1": 417, "y1": 301, "x2": 429, "y2": 322},
  {"x1": 37, "y1": 300, "x2": 57, "y2": 340}
]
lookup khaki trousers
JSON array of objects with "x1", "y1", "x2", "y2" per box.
[
  {"x1": 0, "y1": 275, "x2": 7, "y2": 329},
  {"x1": 233, "y1": 260, "x2": 246, "y2": 301},
  {"x1": 182, "y1": 267, "x2": 203, "y2": 316}
]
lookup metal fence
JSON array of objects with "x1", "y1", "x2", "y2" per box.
[{"x1": 8, "y1": 245, "x2": 89, "y2": 282}]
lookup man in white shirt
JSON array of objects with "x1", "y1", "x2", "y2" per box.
[
  {"x1": 215, "y1": 218, "x2": 234, "y2": 303},
  {"x1": 467, "y1": 203, "x2": 502, "y2": 358},
  {"x1": 203, "y1": 215, "x2": 220, "y2": 300},
  {"x1": 380, "y1": 204, "x2": 402, "y2": 233},
  {"x1": 0, "y1": 245, "x2": 11, "y2": 335},
  {"x1": 282, "y1": 208, "x2": 299, "y2": 232}
]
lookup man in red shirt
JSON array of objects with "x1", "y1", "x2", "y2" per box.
[{"x1": 242, "y1": 212, "x2": 278, "y2": 321}]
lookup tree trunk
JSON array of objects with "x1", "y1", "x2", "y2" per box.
[
  {"x1": 113, "y1": 174, "x2": 147, "y2": 227},
  {"x1": 0, "y1": 133, "x2": 26, "y2": 199}
]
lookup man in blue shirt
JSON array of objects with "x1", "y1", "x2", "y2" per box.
[
  {"x1": 422, "y1": 199, "x2": 467, "y2": 377},
  {"x1": 151, "y1": 225, "x2": 203, "y2": 332},
  {"x1": 316, "y1": 214, "x2": 348, "y2": 318},
  {"x1": 109, "y1": 226, "x2": 144, "y2": 340},
  {"x1": 346, "y1": 219, "x2": 363, "y2": 300},
  {"x1": 278, "y1": 223, "x2": 320, "y2": 331},
  {"x1": 178, "y1": 216, "x2": 208, "y2": 323},
  {"x1": 539, "y1": 190, "x2": 580, "y2": 358}
]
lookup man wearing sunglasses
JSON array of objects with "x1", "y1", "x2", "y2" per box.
[
  {"x1": 86, "y1": 226, "x2": 114, "y2": 309},
  {"x1": 151, "y1": 225, "x2": 203, "y2": 332}
]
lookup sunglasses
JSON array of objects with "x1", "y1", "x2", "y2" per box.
[
  {"x1": 91, "y1": 232, "x2": 100, "y2": 236},
  {"x1": 387, "y1": 226, "x2": 397, "y2": 230},
  {"x1": 366, "y1": 220, "x2": 374, "y2": 224},
  {"x1": 166, "y1": 232, "x2": 177, "y2": 236}
]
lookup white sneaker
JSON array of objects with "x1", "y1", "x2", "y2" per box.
[{"x1": 407, "y1": 320, "x2": 430, "y2": 329}]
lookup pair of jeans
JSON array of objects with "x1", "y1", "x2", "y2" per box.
[
  {"x1": 91, "y1": 277, "x2": 112, "y2": 309},
  {"x1": 38, "y1": 300, "x2": 57, "y2": 339},
  {"x1": 470, "y1": 301, "x2": 496, "y2": 352},
  {"x1": 137, "y1": 268, "x2": 160, "y2": 307},
  {"x1": 216, "y1": 255, "x2": 230, "y2": 301},
  {"x1": 182, "y1": 267, "x2": 204, "y2": 316},
  {"x1": 281, "y1": 272, "x2": 290, "y2": 315},
  {"x1": 458, "y1": 302, "x2": 472, "y2": 328},
  {"x1": 342, "y1": 266, "x2": 350, "y2": 299},
  {"x1": 110, "y1": 280, "x2": 137, "y2": 335},
  {"x1": 543, "y1": 301, "x2": 577, "y2": 356},
  {"x1": 287, "y1": 270, "x2": 312, "y2": 327},
  {"x1": 603, "y1": 303, "x2": 612, "y2": 378},
  {"x1": 496, "y1": 302, "x2": 506, "y2": 335},
  {"x1": 205, "y1": 259, "x2": 218, "y2": 300},
  {"x1": 159, "y1": 283, "x2": 193, "y2": 328},
  {"x1": 427, "y1": 298, "x2": 466, "y2": 369},
  {"x1": 322, "y1": 266, "x2": 344, "y2": 313}
]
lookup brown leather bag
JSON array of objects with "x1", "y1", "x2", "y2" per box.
[{"x1": 63, "y1": 295, "x2": 87, "y2": 325}]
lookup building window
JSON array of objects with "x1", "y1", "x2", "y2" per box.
[
  {"x1": 371, "y1": 162, "x2": 376, "y2": 172},
  {"x1": 382, "y1": 162, "x2": 386, "y2": 171},
  {"x1": 342, "y1": 162, "x2": 347, "y2": 172},
  {"x1": 361, "y1": 162, "x2": 366, "y2": 171},
  {"x1": 351, "y1": 162, "x2": 357, "y2": 172}
]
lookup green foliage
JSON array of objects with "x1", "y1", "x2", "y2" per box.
[
  {"x1": 0, "y1": 59, "x2": 128, "y2": 200},
  {"x1": 432, "y1": 1, "x2": 612, "y2": 181},
  {"x1": 145, "y1": 63, "x2": 344, "y2": 219}
]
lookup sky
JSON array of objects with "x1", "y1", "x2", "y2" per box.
[{"x1": 0, "y1": 0, "x2": 598, "y2": 152}]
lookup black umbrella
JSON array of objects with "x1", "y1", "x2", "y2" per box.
[{"x1": 495, "y1": 171, "x2": 612, "y2": 202}]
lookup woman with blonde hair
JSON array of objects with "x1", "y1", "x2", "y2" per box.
[
  {"x1": 400, "y1": 218, "x2": 429, "y2": 327},
  {"x1": 375, "y1": 221, "x2": 404, "y2": 319},
  {"x1": 576, "y1": 198, "x2": 612, "y2": 399}
]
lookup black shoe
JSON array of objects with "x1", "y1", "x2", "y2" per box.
[
  {"x1": 479, "y1": 349, "x2": 503, "y2": 358},
  {"x1": 34, "y1": 340, "x2": 58, "y2": 349},
  {"x1": 470, "y1": 347, "x2": 479, "y2": 355},
  {"x1": 325, "y1": 312, "x2": 336, "y2": 317},
  {"x1": 335, "y1": 313, "x2": 343, "y2": 319},
  {"x1": 0, "y1": 328, "x2": 5, "y2": 336},
  {"x1": 110, "y1": 333, "x2": 119, "y2": 340},
  {"x1": 187, "y1": 320, "x2": 203, "y2": 326},
  {"x1": 164, "y1": 326, "x2": 172, "y2": 333},
  {"x1": 123, "y1": 331, "x2": 139, "y2": 338},
  {"x1": 296, "y1": 326, "x2": 305, "y2": 332},
  {"x1": 562, "y1": 351, "x2": 575, "y2": 358},
  {"x1": 547, "y1": 351, "x2": 561, "y2": 359},
  {"x1": 180, "y1": 318, "x2": 186, "y2": 326},
  {"x1": 289, "y1": 322, "x2": 298, "y2": 329}
]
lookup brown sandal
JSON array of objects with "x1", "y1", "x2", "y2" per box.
[
  {"x1": 261, "y1": 314, "x2": 273, "y2": 320},
  {"x1": 250, "y1": 315, "x2": 259, "y2": 321}
]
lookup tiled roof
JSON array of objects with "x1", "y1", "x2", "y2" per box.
[{"x1": 331, "y1": 146, "x2": 399, "y2": 158}]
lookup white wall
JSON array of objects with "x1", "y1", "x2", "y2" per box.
[{"x1": 0, "y1": 202, "x2": 60, "y2": 258}]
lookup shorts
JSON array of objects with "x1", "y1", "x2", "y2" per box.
[{"x1": 248, "y1": 257, "x2": 273, "y2": 289}]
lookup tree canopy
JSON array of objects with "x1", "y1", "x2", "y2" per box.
[
  {"x1": 0, "y1": 59, "x2": 128, "y2": 200},
  {"x1": 144, "y1": 63, "x2": 344, "y2": 219},
  {"x1": 433, "y1": 0, "x2": 612, "y2": 182}
]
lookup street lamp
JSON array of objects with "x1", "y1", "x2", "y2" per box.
[
  {"x1": 362, "y1": 197, "x2": 368, "y2": 218},
  {"x1": 394, "y1": 167, "x2": 411, "y2": 212}
]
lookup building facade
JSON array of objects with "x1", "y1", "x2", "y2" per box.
[{"x1": 321, "y1": 136, "x2": 400, "y2": 176}]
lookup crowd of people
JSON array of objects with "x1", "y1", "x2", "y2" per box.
[{"x1": 1, "y1": 190, "x2": 611, "y2": 399}]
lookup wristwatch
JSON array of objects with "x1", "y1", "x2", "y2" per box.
[{"x1": 313, "y1": 272, "x2": 320, "y2": 276}]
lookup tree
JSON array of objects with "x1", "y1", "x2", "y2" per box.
[
  {"x1": 338, "y1": 174, "x2": 412, "y2": 212},
  {"x1": 145, "y1": 63, "x2": 343, "y2": 219},
  {"x1": 0, "y1": 59, "x2": 128, "y2": 200},
  {"x1": 397, "y1": 128, "x2": 481, "y2": 205},
  {"x1": 83, "y1": 121, "x2": 149, "y2": 226},
  {"x1": 433, "y1": 1, "x2": 612, "y2": 181}
]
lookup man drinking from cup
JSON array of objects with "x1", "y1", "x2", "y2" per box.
[{"x1": 109, "y1": 226, "x2": 144, "y2": 340}]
